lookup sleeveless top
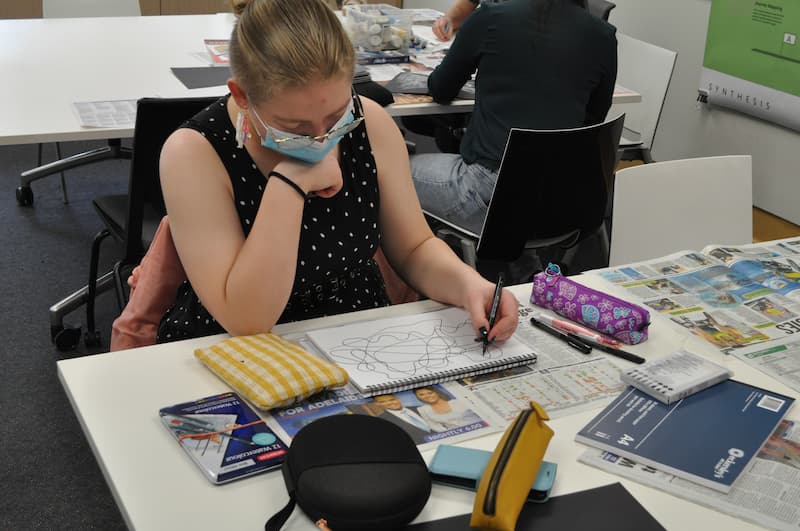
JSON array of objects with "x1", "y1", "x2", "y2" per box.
[{"x1": 156, "y1": 95, "x2": 390, "y2": 343}]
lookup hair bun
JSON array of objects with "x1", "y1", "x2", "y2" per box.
[{"x1": 230, "y1": 0, "x2": 253, "y2": 16}]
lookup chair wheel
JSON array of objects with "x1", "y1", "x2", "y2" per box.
[
  {"x1": 54, "y1": 326, "x2": 82, "y2": 352},
  {"x1": 84, "y1": 330, "x2": 102, "y2": 348},
  {"x1": 51, "y1": 325, "x2": 63, "y2": 343},
  {"x1": 16, "y1": 186, "x2": 34, "y2": 206}
]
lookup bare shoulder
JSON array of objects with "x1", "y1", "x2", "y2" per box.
[
  {"x1": 359, "y1": 95, "x2": 405, "y2": 156},
  {"x1": 360, "y1": 96, "x2": 397, "y2": 136},
  {"x1": 159, "y1": 127, "x2": 230, "y2": 195},
  {"x1": 160, "y1": 127, "x2": 215, "y2": 175}
]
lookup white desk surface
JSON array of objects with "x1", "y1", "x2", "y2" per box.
[
  {"x1": 0, "y1": 14, "x2": 639, "y2": 146},
  {"x1": 58, "y1": 279, "x2": 795, "y2": 531},
  {"x1": 0, "y1": 14, "x2": 234, "y2": 145}
]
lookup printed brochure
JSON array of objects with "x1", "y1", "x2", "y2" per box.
[{"x1": 159, "y1": 392, "x2": 287, "y2": 484}]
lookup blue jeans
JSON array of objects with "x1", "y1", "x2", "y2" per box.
[{"x1": 409, "y1": 154, "x2": 497, "y2": 232}]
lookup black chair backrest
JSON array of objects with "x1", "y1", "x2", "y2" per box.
[
  {"x1": 123, "y1": 96, "x2": 219, "y2": 261},
  {"x1": 476, "y1": 113, "x2": 625, "y2": 262},
  {"x1": 587, "y1": 0, "x2": 616, "y2": 21}
]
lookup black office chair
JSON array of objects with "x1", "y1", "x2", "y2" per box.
[
  {"x1": 50, "y1": 97, "x2": 219, "y2": 351},
  {"x1": 587, "y1": 0, "x2": 616, "y2": 21},
  {"x1": 424, "y1": 113, "x2": 625, "y2": 282},
  {"x1": 16, "y1": 139, "x2": 133, "y2": 206}
]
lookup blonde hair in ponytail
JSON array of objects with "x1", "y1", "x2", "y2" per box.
[{"x1": 229, "y1": 0, "x2": 355, "y2": 103}]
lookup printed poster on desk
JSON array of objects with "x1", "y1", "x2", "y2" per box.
[
  {"x1": 266, "y1": 382, "x2": 501, "y2": 449},
  {"x1": 575, "y1": 380, "x2": 794, "y2": 493}
]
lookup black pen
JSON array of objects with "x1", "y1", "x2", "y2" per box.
[
  {"x1": 482, "y1": 273, "x2": 505, "y2": 354},
  {"x1": 577, "y1": 336, "x2": 646, "y2": 364},
  {"x1": 529, "y1": 316, "x2": 591, "y2": 354}
]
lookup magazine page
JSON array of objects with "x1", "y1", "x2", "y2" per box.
[
  {"x1": 733, "y1": 335, "x2": 800, "y2": 394},
  {"x1": 702, "y1": 238, "x2": 800, "y2": 300},
  {"x1": 702, "y1": 236, "x2": 800, "y2": 268},
  {"x1": 590, "y1": 249, "x2": 800, "y2": 355},
  {"x1": 578, "y1": 420, "x2": 800, "y2": 531},
  {"x1": 590, "y1": 246, "x2": 800, "y2": 391},
  {"x1": 264, "y1": 380, "x2": 503, "y2": 450},
  {"x1": 447, "y1": 306, "x2": 628, "y2": 424},
  {"x1": 449, "y1": 356, "x2": 625, "y2": 424}
]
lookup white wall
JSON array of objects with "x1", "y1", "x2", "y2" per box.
[
  {"x1": 609, "y1": 0, "x2": 800, "y2": 224},
  {"x1": 404, "y1": 0, "x2": 452, "y2": 11}
]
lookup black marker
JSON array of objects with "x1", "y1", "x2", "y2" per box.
[
  {"x1": 529, "y1": 316, "x2": 591, "y2": 354},
  {"x1": 575, "y1": 336, "x2": 646, "y2": 364},
  {"x1": 483, "y1": 273, "x2": 505, "y2": 354}
]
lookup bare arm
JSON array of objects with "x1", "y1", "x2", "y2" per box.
[
  {"x1": 432, "y1": 0, "x2": 478, "y2": 40},
  {"x1": 159, "y1": 128, "x2": 341, "y2": 336},
  {"x1": 362, "y1": 98, "x2": 518, "y2": 340}
]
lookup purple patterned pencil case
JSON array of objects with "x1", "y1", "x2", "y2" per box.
[{"x1": 530, "y1": 264, "x2": 650, "y2": 345}]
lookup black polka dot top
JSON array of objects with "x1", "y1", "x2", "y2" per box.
[{"x1": 156, "y1": 94, "x2": 390, "y2": 343}]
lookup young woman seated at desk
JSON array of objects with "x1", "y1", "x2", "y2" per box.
[{"x1": 153, "y1": 0, "x2": 518, "y2": 343}]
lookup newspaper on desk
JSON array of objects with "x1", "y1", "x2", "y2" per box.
[
  {"x1": 449, "y1": 305, "x2": 626, "y2": 423},
  {"x1": 73, "y1": 99, "x2": 137, "y2": 128},
  {"x1": 579, "y1": 419, "x2": 800, "y2": 531},
  {"x1": 587, "y1": 237, "x2": 800, "y2": 394},
  {"x1": 263, "y1": 305, "x2": 626, "y2": 448}
]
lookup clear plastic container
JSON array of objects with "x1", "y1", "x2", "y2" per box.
[{"x1": 344, "y1": 4, "x2": 413, "y2": 54}]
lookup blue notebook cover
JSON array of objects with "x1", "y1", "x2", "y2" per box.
[
  {"x1": 159, "y1": 392, "x2": 288, "y2": 484},
  {"x1": 575, "y1": 380, "x2": 794, "y2": 492}
]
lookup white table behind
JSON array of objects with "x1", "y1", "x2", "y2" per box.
[
  {"x1": 1, "y1": 14, "x2": 640, "y2": 146},
  {"x1": 0, "y1": 14, "x2": 234, "y2": 145}
]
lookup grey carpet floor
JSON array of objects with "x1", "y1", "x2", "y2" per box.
[{"x1": 1, "y1": 140, "x2": 128, "y2": 530}]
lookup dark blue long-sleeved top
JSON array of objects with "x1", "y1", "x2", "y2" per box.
[{"x1": 428, "y1": 0, "x2": 618, "y2": 171}]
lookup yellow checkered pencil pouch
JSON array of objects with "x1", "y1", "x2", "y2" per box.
[{"x1": 194, "y1": 333, "x2": 349, "y2": 410}]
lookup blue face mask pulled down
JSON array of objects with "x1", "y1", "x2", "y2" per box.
[{"x1": 250, "y1": 101, "x2": 360, "y2": 164}]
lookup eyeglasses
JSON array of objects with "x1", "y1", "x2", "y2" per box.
[{"x1": 249, "y1": 92, "x2": 365, "y2": 150}]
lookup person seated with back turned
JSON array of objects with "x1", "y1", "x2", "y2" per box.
[
  {"x1": 409, "y1": 0, "x2": 617, "y2": 233},
  {"x1": 155, "y1": 0, "x2": 518, "y2": 343}
]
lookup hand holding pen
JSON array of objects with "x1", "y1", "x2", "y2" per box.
[
  {"x1": 479, "y1": 273, "x2": 505, "y2": 354},
  {"x1": 470, "y1": 272, "x2": 518, "y2": 354}
]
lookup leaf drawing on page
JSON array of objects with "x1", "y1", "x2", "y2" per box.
[{"x1": 324, "y1": 316, "x2": 500, "y2": 380}]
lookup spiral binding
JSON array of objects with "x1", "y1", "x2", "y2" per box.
[{"x1": 362, "y1": 353, "x2": 537, "y2": 396}]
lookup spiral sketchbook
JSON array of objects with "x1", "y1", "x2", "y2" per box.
[{"x1": 306, "y1": 307, "x2": 537, "y2": 396}]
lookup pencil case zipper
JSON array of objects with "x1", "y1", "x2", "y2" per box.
[{"x1": 483, "y1": 407, "x2": 533, "y2": 516}]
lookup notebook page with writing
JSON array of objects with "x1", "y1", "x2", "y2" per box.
[{"x1": 306, "y1": 307, "x2": 537, "y2": 396}]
